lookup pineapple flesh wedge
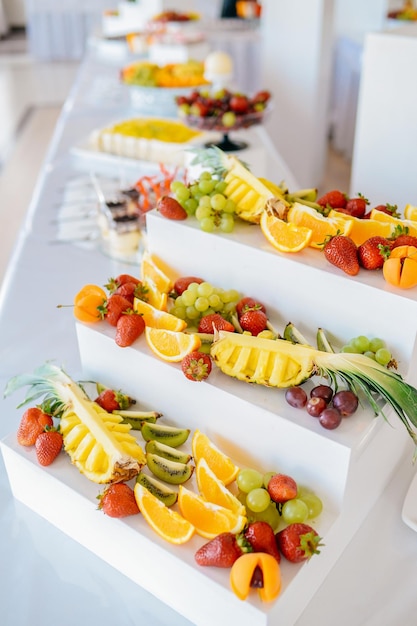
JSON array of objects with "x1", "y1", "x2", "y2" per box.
[{"x1": 4, "y1": 363, "x2": 146, "y2": 484}]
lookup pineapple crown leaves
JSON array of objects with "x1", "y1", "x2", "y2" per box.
[{"x1": 188, "y1": 146, "x2": 250, "y2": 177}]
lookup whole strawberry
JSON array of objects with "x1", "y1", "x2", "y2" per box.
[
  {"x1": 267, "y1": 473, "x2": 297, "y2": 503},
  {"x1": 391, "y1": 233, "x2": 417, "y2": 249},
  {"x1": 114, "y1": 281, "x2": 144, "y2": 304},
  {"x1": 323, "y1": 235, "x2": 359, "y2": 276},
  {"x1": 236, "y1": 297, "x2": 267, "y2": 319},
  {"x1": 105, "y1": 274, "x2": 141, "y2": 294},
  {"x1": 344, "y1": 193, "x2": 369, "y2": 218},
  {"x1": 17, "y1": 407, "x2": 53, "y2": 447},
  {"x1": 372, "y1": 203, "x2": 400, "y2": 218},
  {"x1": 276, "y1": 523, "x2": 322, "y2": 563},
  {"x1": 115, "y1": 311, "x2": 145, "y2": 347},
  {"x1": 95, "y1": 388, "x2": 132, "y2": 412},
  {"x1": 358, "y1": 236, "x2": 392, "y2": 270},
  {"x1": 244, "y1": 521, "x2": 281, "y2": 562},
  {"x1": 98, "y1": 482, "x2": 140, "y2": 518},
  {"x1": 173, "y1": 276, "x2": 204, "y2": 296},
  {"x1": 317, "y1": 190, "x2": 347, "y2": 210},
  {"x1": 157, "y1": 196, "x2": 188, "y2": 220},
  {"x1": 182, "y1": 351, "x2": 212, "y2": 381},
  {"x1": 100, "y1": 294, "x2": 132, "y2": 326},
  {"x1": 35, "y1": 426, "x2": 63, "y2": 466},
  {"x1": 239, "y1": 309, "x2": 268, "y2": 336},
  {"x1": 198, "y1": 313, "x2": 235, "y2": 334},
  {"x1": 195, "y1": 531, "x2": 250, "y2": 567}
]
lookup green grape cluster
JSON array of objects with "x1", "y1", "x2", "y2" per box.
[
  {"x1": 170, "y1": 280, "x2": 240, "y2": 328},
  {"x1": 236, "y1": 468, "x2": 323, "y2": 532},
  {"x1": 171, "y1": 172, "x2": 237, "y2": 233},
  {"x1": 340, "y1": 335, "x2": 393, "y2": 366}
]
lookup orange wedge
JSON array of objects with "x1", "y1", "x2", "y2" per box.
[
  {"x1": 192, "y1": 430, "x2": 239, "y2": 485},
  {"x1": 328, "y1": 210, "x2": 395, "y2": 245},
  {"x1": 287, "y1": 203, "x2": 353, "y2": 249},
  {"x1": 177, "y1": 485, "x2": 246, "y2": 539},
  {"x1": 144, "y1": 281, "x2": 169, "y2": 311},
  {"x1": 404, "y1": 204, "x2": 417, "y2": 222},
  {"x1": 260, "y1": 210, "x2": 312, "y2": 253},
  {"x1": 134, "y1": 483, "x2": 195, "y2": 545},
  {"x1": 196, "y1": 458, "x2": 246, "y2": 515},
  {"x1": 370, "y1": 209, "x2": 417, "y2": 237},
  {"x1": 145, "y1": 327, "x2": 201, "y2": 362},
  {"x1": 141, "y1": 251, "x2": 174, "y2": 293},
  {"x1": 134, "y1": 298, "x2": 186, "y2": 331}
]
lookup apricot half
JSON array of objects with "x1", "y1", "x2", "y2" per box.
[
  {"x1": 230, "y1": 552, "x2": 281, "y2": 602},
  {"x1": 383, "y1": 245, "x2": 417, "y2": 289}
]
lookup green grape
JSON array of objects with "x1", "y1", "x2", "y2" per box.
[
  {"x1": 174, "y1": 295, "x2": 184, "y2": 307},
  {"x1": 210, "y1": 193, "x2": 227, "y2": 211},
  {"x1": 182, "y1": 290, "x2": 197, "y2": 307},
  {"x1": 175, "y1": 186, "x2": 190, "y2": 203},
  {"x1": 281, "y1": 498, "x2": 309, "y2": 524},
  {"x1": 222, "y1": 111, "x2": 236, "y2": 127},
  {"x1": 195, "y1": 205, "x2": 212, "y2": 221},
  {"x1": 185, "y1": 305, "x2": 199, "y2": 320},
  {"x1": 236, "y1": 468, "x2": 263, "y2": 493},
  {"x1": 351, "y1": 335, "x2": 370, "y2": 353},
  {"x1": 170, "y1": 305, "x2": 186, "y2": 320},
  {"x1": 189, "y1": 184, "x2": 200, "y2": 197},
  {"x1": 184, "y1": 198, "x2": 198, "y2": 215},
  {"x1": 198, "y1": 342, "x2": 212, "y2": 355},
  {"x1": 208, "y1": 293, "x2": 221, "y2": 309},
  {"x1": 246, "y1": 488, "x2": 271, "y2": 513},
  {"x1": 200, "y1": 217, "x2": 215, "y2": 233},
  {"x1": 263, "y1": 471, "x2": 276, "y2": 489},
  {"x1": 369, "y1": 337, "x2": 386, "y2": 352},
  {"x1": 375, "y1": 347, "x2": 391, "y2": 366},
  {"x1": 214, "y1": 180, "x2": 227, "y2": 194},
  {"x1": 219, "y1": 214, "x2": 235, "y2": 233},
  {"x1": 194, "y1": 296, "x2": 210, "y2": 312},
  {"x1": 340, "y1": 344, "x2": 356, "y2": 353},
  {"x1": 187, "y1": 282, "x2": 201, "y2": 294},
  {"x1": 299, "y1": 493, "x2": 323, "y2": 519},
  {"x1": 223, "y1": 198, "x2": 236, "y2": 214},
  {"x1": 199, "y1": 179, "x2": 217, "y2": 195},
  {"x1": 364, "y1": 350, "x2": 376, "y2": 360},
  {"x1": 199, "y1": 171, "x2": 212, "y2": 181},
  {"x1": 199, "y1": 195, "x2": 212, "y2": 208},
  {"x1": 170, "y1": 180, "x2": 187, "y2": 194},
  {"x1": 197, "y1": 282, "x2": 214, "y2": 297}
]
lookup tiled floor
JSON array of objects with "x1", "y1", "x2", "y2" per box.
[{"x1": 0, "y1": 36, "x2": 351, "y2": 284}]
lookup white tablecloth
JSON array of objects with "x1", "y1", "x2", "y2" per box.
[{"x1": 1, "y1": 43, "x2": 417, "y2": 626}]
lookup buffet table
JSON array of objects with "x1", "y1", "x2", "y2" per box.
[{"x1": 1, "y1": 45, "x2": 417, "y2": 626}]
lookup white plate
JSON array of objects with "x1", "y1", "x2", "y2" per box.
[{"x1": 402, "y1": 472, "x2": 417, "y2": 531}]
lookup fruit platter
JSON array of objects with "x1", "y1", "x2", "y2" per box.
[
  {"x1": 3, "y1": 144, "x2": 417, "y2": 626},
  {"x1": 176, "y1": 89, "x2": 272, "y2": 152}
]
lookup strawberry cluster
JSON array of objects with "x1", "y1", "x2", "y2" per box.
[{"x1": 17, "y1": 407, "x2": 63, "y2": 466}]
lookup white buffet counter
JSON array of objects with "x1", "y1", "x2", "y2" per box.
[{"x1": 1, "y1": 44, "x2": 417, "y2": 626}]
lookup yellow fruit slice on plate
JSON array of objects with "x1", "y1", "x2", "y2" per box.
[
  {"x1": 145, "y1": 327, "x2": 201, "y2": 362},
  {"x1": 328, "y1": 210, "x2": 394, "y2": 246},
  {"x1": 141, "y1": 251, "x2": 174, "y2": 293},
  {"x1": 196, "y1": 458, "x2": 246, "y2": 515},
  {"x1": 134, "y1": 483, "x2": 195, "y2": 545},
  {"x1": 404, "y1": 204, "x2": 417, "y2": 221},
  {"x1": 287, "y1": 203, "x2": 353, "y2": 249},
  {"x1": 144, "y1": 282, "x2": 168, "y2": 311},
  {"x1": 134, "y1": 298, "x2": 186, "y2": 331},
  {"x1": 178, "y1": 485, "x2": 246, "y2": 539},
  {"x1": 370, "y1": 209, "x2": 417, "y2": 237},
  {"x1": 192, "y1": 430, "x2": 239, "y2": 485},
  {"x1": 260, "y1": 210, "x2": 312, "y2": 253}
]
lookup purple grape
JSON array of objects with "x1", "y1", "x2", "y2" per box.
[
  {"x1": 306, "y1": 397, "x2": 327, "y2": 417},
  {"x1": 310, "y1": 384, "x2": 333, "y2": 403},
  {"x1": 319, "y1": 407, "x2": 342, "y2": 430},
  {"x1": 285, "y1": 386, "x2": 307, "y2": 408},
  {"x1": 332, "y1": 390, "x2": 358, "y2": 416}
]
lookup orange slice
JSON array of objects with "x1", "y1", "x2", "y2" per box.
[
  {"x1": 192, "y1": 430, "x2": 239, "y2": 485},
  {"x1": 177, "y1": 485, "x2": 246, "y2": 539},
  {"x1": 260, "y1": 210, "x2": 312, "y2": 253},
  {"x1": 404, "y1": 204, "x2": 417, "y2": 222},
  {"x1": 287, "y1": 203, "x2": 353, "y2": 249},
  {"x1": 328, "y1": 210, "x2": 395, "y2": 245},
  {"x1": 196, "y1": 458, "x2": 246, "y2": 515},
  {"x1": 134, "y1": 483, "x2": 195, "y2": 545},
  {"x1": 370, "y1": 209, "x2": 417, "y2": 237},
  {"x1": 134, "y1": 298, "x2": 186, "y2": 331},
  {"x1": 145, "y1": 327, "x2": 201, "y2": 362},
  {"x1": 141, "y1": 251, "x2": 174, "y2": 293},
  {"x1": 144, "y1": 282, "x2": 168, "y2": 311}
]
